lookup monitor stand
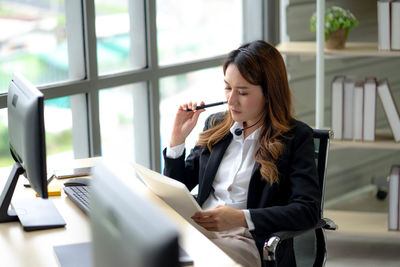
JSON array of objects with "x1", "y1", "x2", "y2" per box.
[
  {"x1": 0, "y1": 162, "x2": 66, "y2": 231},
  {"x1": 0, "y1": 162, "x2": 24, "y2": 222}
]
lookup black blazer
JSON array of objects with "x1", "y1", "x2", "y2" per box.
[{"x1": 163, "y1": 113, "x2": 321, "y2": 267}]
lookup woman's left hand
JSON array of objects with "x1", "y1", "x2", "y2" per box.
[{"x1": 191, "y1": 205, "x2": 248, "y2": 232}]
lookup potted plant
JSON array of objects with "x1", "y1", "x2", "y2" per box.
[{"x1": 310, "y1": 6, "x2": 359, "y2": 49}]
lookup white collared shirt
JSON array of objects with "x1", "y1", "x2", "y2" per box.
[{"x1": 166, "y1": 122, "x2": 259, "y2": 230}]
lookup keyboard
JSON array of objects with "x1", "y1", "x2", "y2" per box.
[{"x1": 64, "y1": 186, "x2": 90, "y2": 214}]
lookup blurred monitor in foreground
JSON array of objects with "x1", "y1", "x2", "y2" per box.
[{"x1": 90, "y1": 159, "x2": 180, "y2": 267}]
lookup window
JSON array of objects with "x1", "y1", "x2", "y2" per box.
[
  {"x1": 159, "y1": 67, "x2": 226, "y2": 167},
  {"x1": 44, "y1": 97, "x2": 74, "y2": 167},
  {"x1": 99, "y1": 82, "x2": 151, "y2": 168},
  {"x1": 95, "y1": 0, "x2": 146, "y2": 75},
  {"x1": 156, "y1": 0, "x2": 243, "y2": 66},
  {"x1": 0, "y1": 109, "x2": 10, "y2": 167},
  {"x1": 0, "y1": 97, "x2": 74, "y2": 168},
  {"x1": 0, "y1": 1, "x2": 85, "y2": 92},
  {"x1": 0, "y1": 0, "x2": 266, "y2": 171}
]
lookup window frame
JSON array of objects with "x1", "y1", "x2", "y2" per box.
[{"x1": 0, "y1": 0, "x2": 274, "y2": 172}]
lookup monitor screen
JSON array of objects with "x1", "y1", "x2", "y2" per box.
[
  {"x1": 90, "y1": 159, "x2": 180, "y2": 267},
  {"x1": 8, "y1": 72, "x2": 47, "y2": 198}
]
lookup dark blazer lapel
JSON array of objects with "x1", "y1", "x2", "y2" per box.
[
  {"x1": 251, "y1": 162, "x2": 260, "y2": 177},
  {"x1": 197, "y1": 133, "x2": 233, "y2": 205},
  {"x1": 247, "y1": 162, "x2": 271, "y2": 208}
]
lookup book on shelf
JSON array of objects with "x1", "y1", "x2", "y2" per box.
[
  {"x1": 330, "y1": 76, "x2": 399, "y2": 143},
  {"x1": 331, "y1": 76, "x2": 345, "y2": 140},
  {"x1": 378, "y1": 0, "x2": 392, "y2": 50},
  {"x1": 363, "y1": 77, "x2": 377, "y2": 141},
  {"x1": 353, "y1": 81, "x2": 364, "y2": 141},
  {"x1": 392, "y1": 0, "x2": 400, "y2": 50},
  {"x1": 388, "y1": 165, "x2": 400, "y2": 231},
  {"x1": 377, "y1": 79, "x2": 400, "y2": 142},
  {"x1": 343, "y1": 77, "x2": 356, "y2": 140}
]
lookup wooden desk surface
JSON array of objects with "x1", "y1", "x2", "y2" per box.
[{"x1": 0, "y1": 158, "x2": 240, "y2": 267}]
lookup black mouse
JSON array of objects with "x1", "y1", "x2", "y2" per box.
[{"x1": 64, "y1": 177, "x2": 91, "y2": 187}]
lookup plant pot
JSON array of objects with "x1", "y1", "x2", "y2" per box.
[{"x1": 325, "y1": 28, "x2": 347, "y2": 49}]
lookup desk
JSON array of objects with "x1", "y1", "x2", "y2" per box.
[{"x1": 0, "y1": 158, "x2": 240, "y2": 267}]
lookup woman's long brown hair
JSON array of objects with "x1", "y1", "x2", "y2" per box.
[{"x1": 197, "y1": 40, "x2": 294, "y2": 184}]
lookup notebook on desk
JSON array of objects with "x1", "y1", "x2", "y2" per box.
[{"x1": 132, "y1": 163, "x2": 216, "y2": 239}]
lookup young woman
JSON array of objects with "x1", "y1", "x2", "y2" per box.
[{"x1": 163, "y1": 40, "x2": 321, "y2": 267}]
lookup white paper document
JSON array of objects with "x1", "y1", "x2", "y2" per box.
[{"x1": 132, "y1": 163, "x2": 217, "y2": 238}]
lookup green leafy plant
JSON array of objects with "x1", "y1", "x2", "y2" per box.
[{"x1": 310, "y1": 6, "x2": 358, "y2": 41}]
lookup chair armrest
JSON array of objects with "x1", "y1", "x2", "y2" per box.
[
  {"x1": 263, "y1": 218, "x2": 336, "y2": 262},
  {"x1": 322, "y1": 217, "x2": 338, "y2": 231}
]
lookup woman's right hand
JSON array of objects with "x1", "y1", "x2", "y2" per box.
[{"x1": 170, "y1": 101, "x2": 205, "y2": 147}]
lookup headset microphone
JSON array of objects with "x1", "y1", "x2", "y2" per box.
[
  {"x1": 234, "y1": 128, "x2": 245, "y2": 136},
  {"x1": 234, "y1": 115, "x2": 265, "y2": 136}
]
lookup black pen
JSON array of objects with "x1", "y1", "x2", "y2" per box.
[{"x1": 186, "y1": 101, "x2": 227, "y2": 111}]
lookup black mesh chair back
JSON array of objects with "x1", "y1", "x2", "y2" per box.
[
  {"x1": 313, "y1": 129, "x2": 331, "y2": 215},
  {"x1": 264, "y1": 129, "x2": 335, "y2": 267},
  {"x1": 293, "y1": 129, "x2": 331, "y2": 267}
]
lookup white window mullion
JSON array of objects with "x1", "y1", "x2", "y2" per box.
[
  {"x1": 66, "y1": 0, "x2": 90, "y2": 159},
  {"x1": 243, "y1": 0, "x2": 263, "y2": 42},
  {"x1": 128, "y1": 0, "x2": 147, "y2": 68}
]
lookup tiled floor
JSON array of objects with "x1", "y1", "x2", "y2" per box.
[
  {"x1": 326, "y1": 186, "x2": 388, "y2": 213},
  {"x1": 325, "y1": 233, "x2": 400, "y2": 267}
]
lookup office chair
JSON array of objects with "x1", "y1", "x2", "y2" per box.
[{"x1": 263, "y1": 129, "x2": 337, "y2": 267}]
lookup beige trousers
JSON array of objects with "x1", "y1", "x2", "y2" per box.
[{"x1": 210, "y1": 227, "x2": 262, "y2": 267}]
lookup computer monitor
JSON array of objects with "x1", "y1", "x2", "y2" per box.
[
  {"x1": 9, "y1": 72, "x2": 47, "y2": 197},
  {"x1": 0, "y1": 72, "x2": 65, "y2": 230},
  {"x1": 90, "y1": 159, "x2": 180, "y2": 267}
]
